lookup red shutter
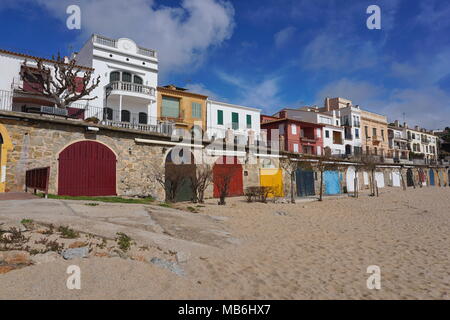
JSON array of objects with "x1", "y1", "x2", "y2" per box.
[{"x1": 213, "y1": 156, "x2": 244, "y2": 198}]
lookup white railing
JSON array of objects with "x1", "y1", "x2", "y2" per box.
[
  {"x1": 0, "y1": 90, "x2": 13, "y2": 111},
  {"x1": 93, "y1": 35, "x2": 157, "y2": 58},
  {"x1": 108, "y1": 81, "x2": 155, "y2": 96},
  {"x1": 93, "y1": 35, "x2": 117, "y2": 48}
]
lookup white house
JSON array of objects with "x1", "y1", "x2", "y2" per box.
[
  {"x1": 74, "y1": 34, "x2": 158, "y2": 125},
  {"x1": 274, "y1": 107, "x2": 345, "y2": 156},
  {"x1": 320, "y1": 97, "x2": 363, "y2": 156},
  {"x1": 206, "y1": 100, "x2": 261, "y2": 144},
  {"x1": 0, "y1": 34, "x2": 161, "y2": 131}
]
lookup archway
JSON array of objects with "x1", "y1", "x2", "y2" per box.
[
  {"x1": 406, "y1": 169, "x2": 414, "y2": 187},
  {"x1": 0, "y1": 124, "x2": 13, "y2": 193},
  {"x1": 165, "y1": 148, "x2": 196, "y2": 202},
  {"x1": 346, "y1": 166, "x2": 357, "y2": 193},
  {"x1": 429, "y1": 169, "x2": 435, "y2": 186},
  {"x1": 58, "y1": 141, "x2": 116, "y2": 196},
  {"x1": 213, "y1": 156, "x2": 243, "y2": 198}
]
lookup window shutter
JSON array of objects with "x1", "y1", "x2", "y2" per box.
[
  {"x1": 161, "y1": 96, "x2": 180, "y2": 118},
  {"x1": 246, "y1": 115, "x2": 252, "y2": 128},
  {"x1": 217, "y1": 110, "x2": 223, "y2": 125},
  {"x1": 192, "y1": 102, "x2": 202, "y2": 118},
  {"x1": 232, "y1": 112, "x2": 239, "y2": 130}
]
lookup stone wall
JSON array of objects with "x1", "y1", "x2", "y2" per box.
[{"x1": 0, "y1": 114, "x2": 168, "y2": 199}]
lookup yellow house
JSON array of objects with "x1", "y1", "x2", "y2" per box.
[
  {"x1": 360, "y1": 110, "x2": 389, "y2": 157},
  {"x1": 157, "y1": 85, "x2": 207, "y2": 133},
  {"x1": 0, "y1": 124, "x2": 13, "y2": 193}
]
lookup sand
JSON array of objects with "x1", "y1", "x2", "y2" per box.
[{"x1": 1, "y1": 187, "x2": 449, "y2": 299}]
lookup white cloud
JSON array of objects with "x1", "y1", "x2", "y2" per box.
[
  {"x1": 301, "y1": 33, "x2": 380, "y2": 72},
  {"x1": 217, "y1": 71, "x2": 282, "y2": 112},
  {"x1": 274, "y1": 26, "x2": 296, "y2": 48},
  {"x1": 315, "y1": 78, "x2": 384, "y2": 105},
  {"x1": 184, "y1": 83, "x2": 221, "y2": 100},
  {"x1": 316, "y1": 78, "x2": 450, "y2": 130},
  {"x1": 18, "y1": 0, "x2": 235, "y2": 76}
]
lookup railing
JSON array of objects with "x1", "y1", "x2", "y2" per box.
[
  {"x1": 25, "y1": 167, "x2": 50, "y2": 198},
  {"x1": 0, "y1": 90, "x2": 13, "y2": 111},
  {"x1": 108, "y1": 81, "x2": 155, "y2": 96},
  {"x1": 93, "y1": 35, "x2": 157, "y2": 58},
  {"x1": 301, "y1": 137, "x2": 317, "y2": 143}
]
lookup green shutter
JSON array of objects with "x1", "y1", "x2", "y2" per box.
[
  {"x1": 246, "y1": 114, "x2": 252, "y2": 128},
  {"x1": 191, "y1": 102, "x2": 202, "y2": 118},
  {"x1": 217, "y1": 110, "x2": 223, "y2": 125},
  {"x1": 161, "y1": 96, "x2": 180, "y2": 118},
  {"x1": 232, "y1": 112, "x2": 239, "y2": 130}
]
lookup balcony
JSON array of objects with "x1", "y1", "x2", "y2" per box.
[
  {"x1": 107, "y1": 81, "x2": 155, "y2": 99},
  {"x1": 300, "y1": 136, "x2": 317, "y2": 144},
  {"x1": 93, "y1": 34, "x2": 157, "y2": 58}
]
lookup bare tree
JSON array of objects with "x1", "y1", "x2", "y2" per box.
[
  {"x1": 280, "y1": 154, "x2": 300, "y2": 204},
  {"x1": 20, "y1": 54, "x2": 100, "y2": 109},
  {"x1": 213, "y1": 170, "x2": 234, "y2": 206},
  {"x1": 149, "y1": 162, "x2": 187, "y2": 203},
  {"x1": 359, "y1": 154, "x2": 379, "y2": 197},
  {"x1": 190, "y1": 164, "x2": 213, "y2": 204}
]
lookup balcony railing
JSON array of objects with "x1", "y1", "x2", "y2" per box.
[
  {"x1": 301, "y1": 137, "x2": 317, "y2": 143},
  {"x1": 108, "y1": 81, "x2": 155, "y2": 97},
  {"x1": 93, "y1": 35, "x2": 157, "y2": 58}
]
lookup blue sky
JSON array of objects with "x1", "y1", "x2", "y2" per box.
[{"x1": 0, "y1": 0, "x2": 449, "y2": 129}]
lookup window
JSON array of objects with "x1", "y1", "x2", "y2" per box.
[
  {"x1": 246, "y1": 115, "x2": 252, "y2": 129},
  {"x1": 191, "y1": 102, "x2": 202, "y2": 118},
  {"x1": 355, "y1": 128, "x2": 360, "y2": 139},
  {"x1": 412, "y1": 133, "x2": 416, "y2": 139},
  {"x1": 325, "y1": 130, "x2": 330, "y2": 138},
  {"x1": 317, "y1": 128, "x2": 321, "y2": 138},
  {"x1": 110, "y1": 71, "x2": 120, "y2": 82},
  {"x1": 161, "y1": 96, "x2": 180, "y2": 118},
  {"x1": 232, "y1": 112, "x2": 239, "y2": 130},
  {"x1": 217, "y1": 110, "x2": 223, "y2": 125},
  {"x1": 293, "y1": 144, "x2": 299, "y2": 153},
  {"x1": 336, "y1": 120, "x2": 339, "y2": 126},
  {"x1": 381, "y1": 129, "x2": 385, "y2": 141},
  {"x1": 365, "y1": 126, "x2": 369, "y2": 138},
  {"x1": 104, "y1": 107, "x2": 113, "y2": 121},
  {"x1": 138, "y1": 112, "x2": 147, "y2": 124},
  {"x1": 133, "y1": 75, "x2": 143, "y2": 85},
  {"x1": 121, "y1": 110, "x2": 131, "y2": 122},
  {"x1": 317, "y1": 146, "x2": 322, "y2": 155},
  {"x1": 291, "y1": 124, "x2": 297, "y2": 135},
  {"x1": 122, "y1": 72, "x2": 132, "y2": 83},
  {"x1": 373, "y1": 128, "x2": 377, "y2": 137}
]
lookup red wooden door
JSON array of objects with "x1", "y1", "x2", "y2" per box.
[
  {"x1": 58, "y1": 141, "x2": 116, "y2": 196},
  {"x1": 213, "y1": 156, "x2": 243, "y2": 198}
]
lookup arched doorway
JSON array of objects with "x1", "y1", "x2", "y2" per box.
[
  {"x1": 213, "y1": 156, "x2": 243, "y2": 198},
  {"x1": 58, "y1": 141, "x2": 117, "y2": 196},
  {"x1": 391, "y1": 169, "x2": 401, "y2": 187},
  {"x1": 346, "y1": 166, "x2": 357, "y2": 193},
  {"x1": 165, "y1": 149, "x2": 196, "y2": 202},
  {"x1": 406, "y1": 169, "x2": 414, "y2": 187},
  {"x1": 0, "y1": 124, "x2": 13, "y2": 193}
]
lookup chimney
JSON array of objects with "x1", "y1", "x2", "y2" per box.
[
  {"x1": 324, "y1": 98, "x2": 330, "y2": 111},
  {"x1": 403, "y1": 122, "x2": 408, "y2": 128},
  {"x1": 415, "y1": 125, "x2": 420, "y2": 131},
  {"x1": 394, "y1": 120, "x2": 400, "y2": 127}
]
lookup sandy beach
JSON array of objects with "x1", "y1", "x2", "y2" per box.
[{"x1": 1, "y1": 187, "x2": 449, "y2": 299}]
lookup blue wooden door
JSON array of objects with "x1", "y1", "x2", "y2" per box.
[
  {"x1": 429, "y1": 169, "x2": 435, "y2": 186},
  {"x1": 296, "y1": 169, "x2": 315, "y2": 197},
  {"x1": 324, "y1": 171, "x2": 341, "y2": 195}
]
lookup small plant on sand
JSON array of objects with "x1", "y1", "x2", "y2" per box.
[
  {"x1": 58, "y1": 226, "x2": 80, "y2": 239},
  {"x1": 159, "y1": 203, "x2": 172, "y2": 208},
  {"x1": 85, "y1": 203, "x2": 99, "y2": 207},
  {"x1": 0, "y1": 227, "x2": 30, "y2": 251},
  {"x1": 115, "y1": 232, "x2": 134, "y2": 252},
  {"x1": 21, "y1": 219, "x2": 34, "y2": 226},
  {"x1": 42, "y1": 224, "x2": 55, "y2": 235},
  {"x1": 186, "y1": 206, "x2": 199, "y2": 213},
  {"x1": 45, "y1": 240, "x2": 64, "y2": 253}
]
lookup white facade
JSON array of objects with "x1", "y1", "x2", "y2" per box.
[
  {"x1": 320, "y1": 98, "x2": 362, "y2": 156},
  {"x1": 206, "y1": 100, "x2": 261, "y2": 142},
  {"x1": 75, "y1": 34, "x2": 158, "y2": 125}
]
